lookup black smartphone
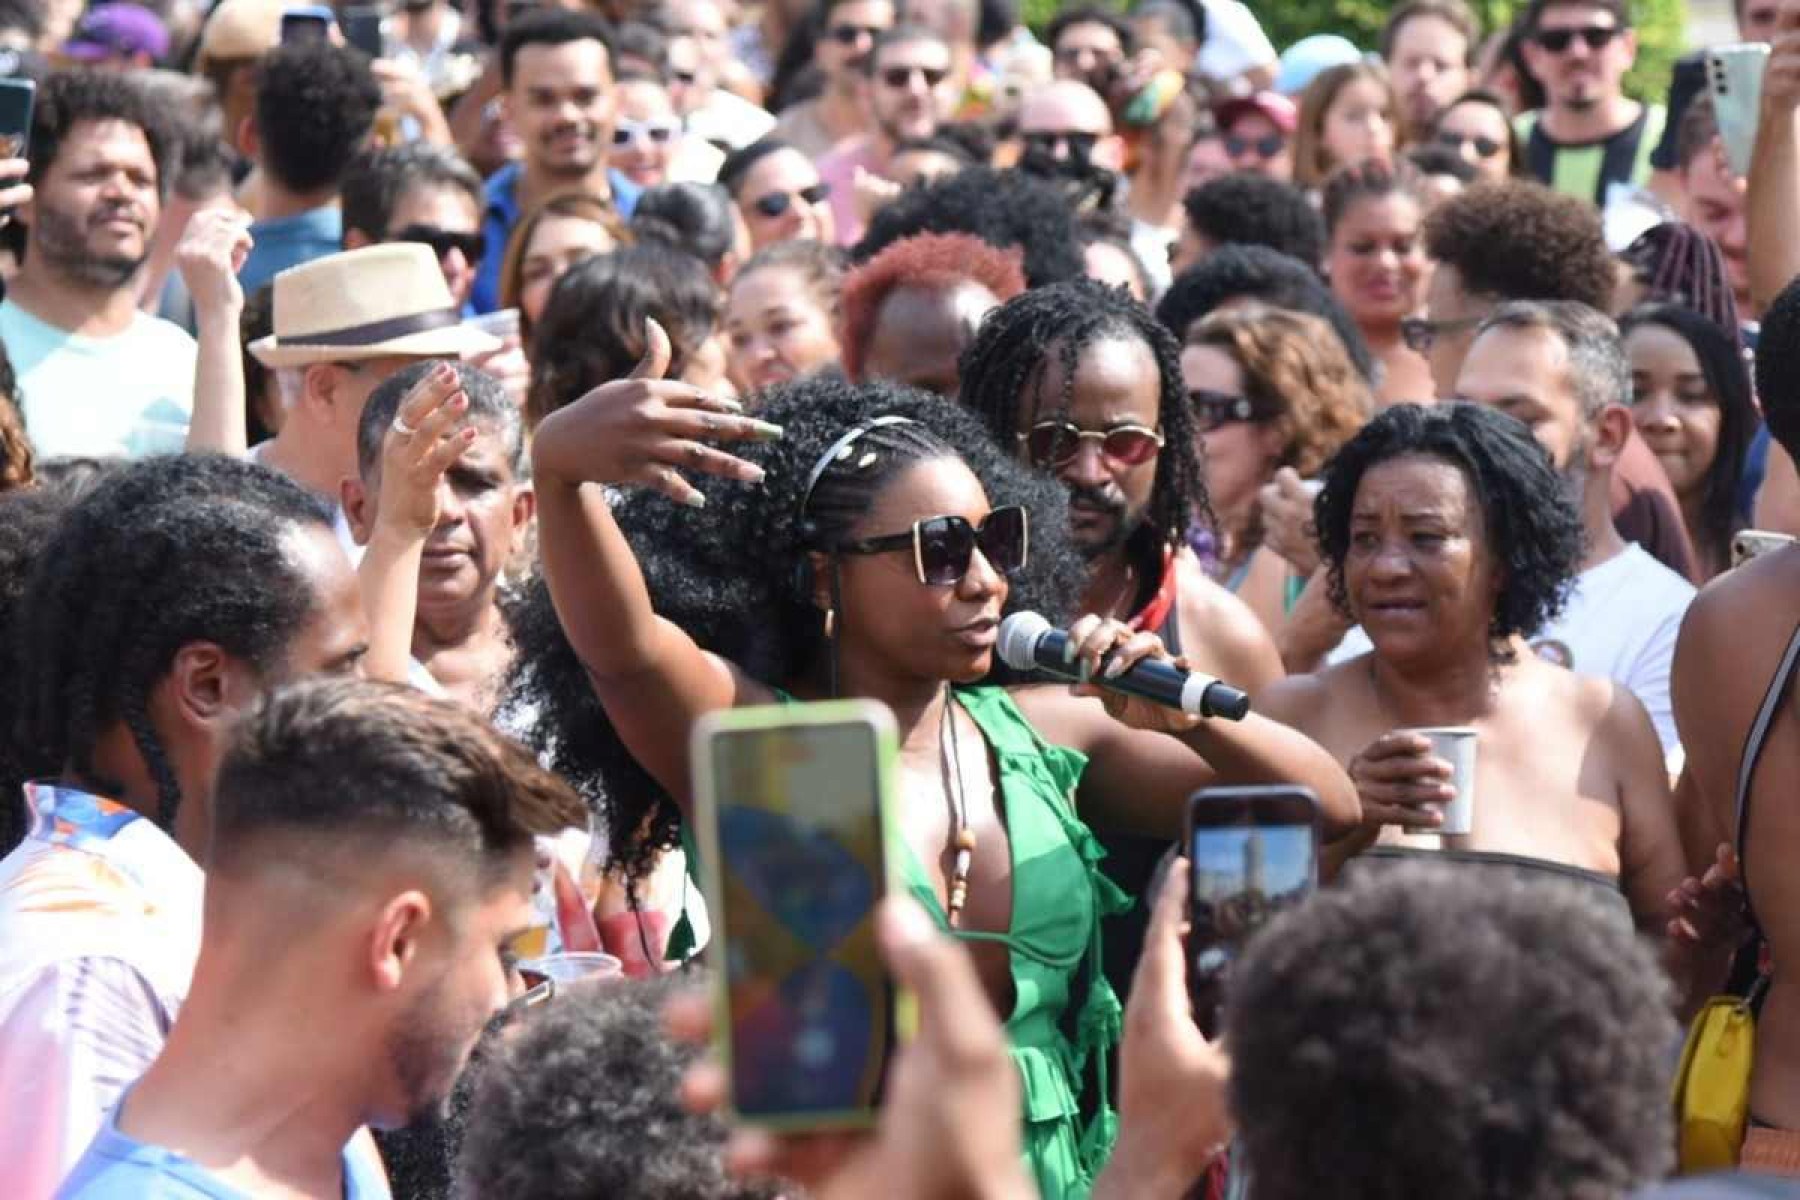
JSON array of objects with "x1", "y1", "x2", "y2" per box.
[
  {"x1": 279, "y1": 6, "x2": 335, "y2": 45},
  {"x1": 341, "y1": 6, "x2": 386, "y2": 58},
  {"x1": 690, "y1": 700, "x2": 904, "y2": 1130},
  {"x1": 0, "y1": 77, "x2": 35, "y2": 162},
  {"x1": 1186, "y1": 785, "x2": 1319, "y2": 1036}
]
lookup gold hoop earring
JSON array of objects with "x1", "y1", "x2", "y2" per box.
[{"x1": 824, "y1": 607, "x2": 836, "y2": 639}]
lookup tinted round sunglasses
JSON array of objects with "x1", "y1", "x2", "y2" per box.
[
  {"x1": 1018, "y1": 420, "x2": 1164, "y2": 469},
  {"x1": 836, "y1": 505, "x2": 1029, "y2": 585}
]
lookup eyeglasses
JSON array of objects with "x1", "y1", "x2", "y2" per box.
[
  {"x1": 1052, "y1": 45, "x2": 1121, "y2": 67},
  {"x1": 1017, "y1": 420, "x2": 1164, "y2": 469},
  {"x1": 612, "y1": 118, "x2": 680, "y2": 146},
  {"x1": 1189, "y1": 390, "x2": 1260, "y2": 432},
  {"x1": 1224, "y1": 132, "x2": 1285, "y2": 160},
  {"x1": 1531, "y1": 25, "x2": 1619, "y2": 52},
  {"x1": 1400, "y1": 314, "x2": 1486, "y2": 354},
  {"x1": 749, "y1": 181, "x2": 830, "y2": 218},
  {"x1": 390, "y1": 224, "x2": 487, "y2": 264},
  {"x1": 828, "y1": 22, "x2": 883, "y2": 44},
  {"x1": 1021, "y1": 130, "x2": 1100, "y2": 160},
  {"x1": 1434, "y1": 130, "x2": 1502, "y2": 159},
  {"x1": 837, "y1": 506, "x2": 1029, "y2": 586},
  {"x1": 879, "y1": 63, "x2": 950, "y2": 89}
]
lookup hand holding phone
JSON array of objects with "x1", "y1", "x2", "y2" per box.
[
  {"x1": 280, "y1": 5, "x2": 336, "y2": 45},
  {"x1": 1707, "y1": 43, "x2": 1770, "y2": 176}
]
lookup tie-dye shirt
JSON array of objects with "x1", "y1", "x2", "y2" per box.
[{"x1": 0, "y1": 784, "x2": 204, "y2": 1200}]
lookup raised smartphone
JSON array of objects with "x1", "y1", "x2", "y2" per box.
[
  {"x1": 1731, "y1": 528, "x2": 1795, "y2": 567},
  {"x1": 0, "y1": 77, "x2": 35, "y2": 162},
  {"x1": 279, "y1": 5, "x2": 336, "y2": 44},
  {"x1": 1706, "y1": 43, "x2": 1769, "y2": 177},
  {"x1": 1186, "y1": 785, "x2": 1319, "y2": 1036},
  {"x1": 341, "y1": 6, "x2": 386, "y2": 57},
  {"x1": 690, "y1": 700, "x2": 903, "y2": 1130}
]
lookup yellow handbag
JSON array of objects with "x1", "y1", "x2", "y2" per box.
[{"x1": 1672, "y1": 986, "x2": 1761, "y2": 1174}]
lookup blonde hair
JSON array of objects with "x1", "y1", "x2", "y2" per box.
[
  {"x1": 1293, "y1": 61, "x2": 1400, "y2": 190},
  {"x1": 1187, "y1": 304, "x2": 1373, "y2": 477}
]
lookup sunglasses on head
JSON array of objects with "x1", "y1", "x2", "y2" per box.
[
  {"x1": 1189, "y1": 390, "x2": 1260, "y2": 433},
  {"x1": 1224, "y1": 132, "x2": 1285, "y2": 160},
  {"x1": 879, "y1": 63, "x2": 950, "y2": 89},
  {"x1": 750, "y1": 181, "x2": 830, "y2": 218},
  {"x1": 837, "y1": 506, "x2": 1029, "y2": 586},
  {"x1": 612, "y1": 118, "x2": 680, "y2": 146},
  {"x1": 1018, "y1": 420, "x2": 1164, "y2": 469},
  {"x1": 1021, "y1": 130, "x2": 1100, "y2": 159},
  {"x1": 1434, "y1": 130, "x2": 1502, "y2": 159},
  {"x1": 390, "y1": 224, "x2": 486, "y2": 263},
  {"x1": 1532, "y1": 24, "x2": 1618, "y2": 52},
  {"x1": 828, "y1": 21, "x2": 883, "y2": 44}
]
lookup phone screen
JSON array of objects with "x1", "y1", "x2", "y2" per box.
[
  {"x1": 1187, "y1": 788, "x2": 1318, "y2": 1032},
  {"x1": 280, "y1": 9, "x2": 333, "y2": 44},
  {"x1": 342, "y1": 7, "x2": 385, "y2": 57},
  {"x1": 706, "y1": 716, "x2": 894, "y2": 1124},
  {"x1": 0, "y1": 78, "x2": 34, "y2": 161}
]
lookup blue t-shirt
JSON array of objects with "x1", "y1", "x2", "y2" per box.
[
  {"x1": 57, "y1": 1098, "x2": 392, "y2": 1199},
  {"x1": 469, "y1": 161, "x2": 640, "y2": 314},
  {"x1": 239, "y1": 206, "x2": 345, "y2": 296}
]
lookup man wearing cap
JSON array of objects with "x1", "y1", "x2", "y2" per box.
[
  {"x1": 250, "y1": 243, "x2": 499, "y2": 558},
  {"x1": 193, "y1": 0, "x2": 283, "y2": 185},
  {"x1": 60, "y1": 3, "x2": 166, "y2": 70},
  {"x1": 1216, "y1": 92, "x2": 1295, "y2": 181},
  {"x1": 0, "y1": 70, "x2": 194, "y2": 458}
]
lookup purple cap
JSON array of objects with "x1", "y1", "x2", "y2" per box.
[{"x1": 64, "y1": 4, "x2": 170, "y2": 62}]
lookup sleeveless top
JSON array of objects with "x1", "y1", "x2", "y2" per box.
[{"x1": 674, "y1": 686, "x2": 1128, "y2": 1200}]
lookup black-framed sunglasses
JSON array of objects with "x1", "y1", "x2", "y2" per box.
[
  {"x1": 1434, "y1": 130, "x2": 1502, "y2": 159},
  {"x1": 1400, "y1": 314, "x2": 1486, "y2": 354},
  {"x1": 828, "y1": 21, "x2": 883, "y2": 44},
  {"x1": 1018, "y1": 420, "x2": 1164, "y2": 469},
  {"x1": 391, "y1": 224, "x2": 487, "y2": 263},
  {"x1": 750, "y1": 181, "x2": 830, "y2": 218},
  {"x1": 1224, "y1": 132, "x2": 1285, "y2": 160},
  {"x1": 837, "y1": 506, "x2": 1029, "y2": 586},
  {"x1": 1021, "y1": 130, "x2": 1100, "y2": 160},
  {"x1": 1189, "y1": 389, "x2": 1260, "y2": 433},
  {"x1": 1532, "y1": 24, "x2": 1618, "y2": 52},
  {"x1": 879, "y1": 63, "x2": 950, "y2": 89}
]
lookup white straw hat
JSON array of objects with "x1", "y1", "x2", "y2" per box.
[{"x1": 249, "y1": 244, "x2": 501, "y2": 369}]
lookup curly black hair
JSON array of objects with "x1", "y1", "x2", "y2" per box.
[
  {"x1": 501, "y1": 378, "x2": 1084, "y2": 887},
  {"x1": 1422, "y1": 180, "x2": 1616, "y2": 312},
  {"x1": 958, "y1": 277, "x2": 1211, "y2": 560},
  {"x1": 1156, "y1": 245, "x2": 1377, "y2": 383},
  {"x1": 29, "y1": 69, "x2": 172, "y2": 193},
  {"x1": 630, "y1": 181, "x2": 738, "y2": 271},
  {"x1": 1227, "y1": 860, "x2": 1674, "y2": 1200},
  {"x1": 1315, "y1": 403, "x2": 1583, "y2": 652},
  {"x1": 253, "y1": 42, "x2": 382, "y2": 196},
  {"x1": 11, "y1": 456, "x2": 335, "y2": 836},
  {"x1": 854, "y1": 166, "x2": 1085, "y2": 289},
  {"x1": 1757, "y1": 275, "x2": 1800, "y2": 466},
  {"x1": 1181, "y1": 173, "x2": 1325, "y2": 270},
  {"x1": 458, "y1": 973, "x2": 776, "y2": 1200}
]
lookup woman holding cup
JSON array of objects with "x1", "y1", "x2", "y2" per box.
[{"x1": 1256, "y1": 403, "x2": 1686, "y2": 933}]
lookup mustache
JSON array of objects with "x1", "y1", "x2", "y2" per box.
[{"x1": 1065, "y1": 483, "x2": 1126, "y2": 516}]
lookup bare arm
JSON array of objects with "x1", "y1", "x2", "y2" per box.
[
  {"x1": 1747, "y1": 4, "x2": 1800, "y2": 314},
  {"x1": 178, "y1": 209, "x2": 253, "y2": 456},
  {"x1": 1610, "y1": 685, "x2": 1687, "y2": 938},
  {"x1": 531, "y1": 321, "x2": 781, "y2": 806},
  {"x1": 1273, "y1": 568, "x2": 1352, "y2": 675}
]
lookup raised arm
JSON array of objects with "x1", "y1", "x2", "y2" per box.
[
  {"x1": 178, "y1": 208, "x2": 254, "y2": 456},
  {"x1": 531, "y1": 321, "x2": 783, "y2": 806},
  {"x1": 1748, "y1": 1, "x2": 1800, "y2": 314}
]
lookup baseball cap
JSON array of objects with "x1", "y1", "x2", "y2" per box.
[
  {"x1": 1215, "y1": 91, "x2": 1298, "y2": 135},
  {"x1": 1275, "y1": 34, "x2": 1364, "y2": 96},
  {"x1": 63, "y1": 3, "x2": 170, "y2": 63},
  {"x1": 197, "y1": 0, "x2": 286, "y2": 66}
]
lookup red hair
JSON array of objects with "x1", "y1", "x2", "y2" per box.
[{"x1": 839, "y1": 233, "x2": 1027, "y2": 381}]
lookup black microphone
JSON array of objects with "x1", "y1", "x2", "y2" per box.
[{"x1": 997, "y1": 611, "x2": 1251, "y2": 721}]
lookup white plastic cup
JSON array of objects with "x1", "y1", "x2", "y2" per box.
[
  {"x1": 518, "y1": 951, "x2": 623, "y2": 984},
  {"x1": 1402, "y1": 726, "x2": 1477, "y2": 836}
]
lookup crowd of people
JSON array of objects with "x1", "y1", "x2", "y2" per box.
[{"x1": 2, "y1": 0, "x2": 1800, "y2": 1194}]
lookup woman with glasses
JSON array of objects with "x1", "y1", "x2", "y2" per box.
[
  {"x1": 723, "y1": 239, "x2": 846, "y2": 397},
  {"x1": 1429, "y1": 90, "x2": 1527, "y2": 183},
  {"x1": 1323, "y1": 160, "x2": 1436, "y2": 406},
  {"x1": 1183, "y1": 304, "x2": 1371, "y2": 631},
  {"x1": 718, "y1": 136, "x2": 837, "y2": 250},
  {"x1": 1292, "y1": 62, "x2": 1401, "y2": 192},
  {"x1": 524, "y1": 360, "x2": 1356, "y2": 1200}
]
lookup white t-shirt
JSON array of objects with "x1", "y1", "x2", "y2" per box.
[
  {"x1": 1331, "y1": 544, "x2": 1694, "y2": 762},
  {"x1": 1197, "y1": 0, "x2": 1278, "y2": 82},
  {"x1": 0, "y1": 298, "x2": 195, "y2": 459}
]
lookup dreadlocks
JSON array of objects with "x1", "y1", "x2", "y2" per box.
[{"x1": 956, "y1": 277, "x2": 1212, "y2": 556}]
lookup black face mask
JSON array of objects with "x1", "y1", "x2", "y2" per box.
[{"x1": 1013, "y1": 142, "x2": 1119, "y2": 213}]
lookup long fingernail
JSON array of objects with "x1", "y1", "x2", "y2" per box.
[
  {"x1": 1077, "y1": 659, "x2": 1092, "y2": 683},
  {"x1": 743, "y1": 464, "x2": 766, "y2": 483},
  {"x1": 1063, "y1": 639, "x2": 1078, "y2": 664},
  {"x1": 750, "y1": 420, "x2": 783, "y2": 440},
  {"x1": 1102, "y1": 655, "x2": 1126, "y2": 679},
  {"x1": 683, "y1": 492, "x2": 706, "y2": 509},
  {"x1": 715, "y1": 397, "x2": 745, "y2": 412}
]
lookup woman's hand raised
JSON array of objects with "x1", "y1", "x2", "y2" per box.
[
  {"x1": 1348, "y1": 731, "x2": 1455, "y2": 831},
  {"x1": 531, "y1": 318, "x2": 782, "y2": 506},
  {"x1": 1067, "y1": 614, "x2": 1201, "y2": 736}
]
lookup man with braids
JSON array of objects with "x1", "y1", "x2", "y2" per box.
[
  {"x1": 0, "y1": 455, "x2": 369, "y2": 1196},
  {"x1": 956, "y1": 277, "x2": 1286, "y2": 1003},
  {"x1": 527, "y1": 322, "x2": 1355, "y2": 1198}
]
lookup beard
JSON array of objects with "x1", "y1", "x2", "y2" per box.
[
  {"x1": 32, "y1": 198, "x2": 146, "y2": 289},
  {"x1": 383, "y1": 972, "x2": 484, "y2": 1129},
  {"x1": 1066, "y1": 482, "x2": 1140, "y2": 562}
]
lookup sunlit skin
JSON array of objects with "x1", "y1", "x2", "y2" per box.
[
  {"x1": 1625, "y1": 321, "x2": 1721, "y2": 509},
  {"x1": 1222, "y1": 110, "x2": 1292, "y2": 181},
  {"x1": 1388, "y1": 13, "x2": 1471, "y2": 129},
  {"x1": 517, "y1": 215, "x2": 616, "y2": 328},
  {"x1": 724, "y1": 263, "x2": 840, "y2": 394},
  {"x1": 383, "y1": 184, "x2": 482, "y2": 309},
  {"x1": 861, "y1": 280, "x2": 999, "y2": 395},
  {"x1": 736, "y1": 147, "x2": 834, "y2": 249},
  {"x1": 1681, "y1": 142, "x2": 1749, "y2": 312},
  {"x1": 1183, "y1": 343, "x2": 1282, "y2": 555},
  {"x1": 869, "y1": 37, "x2": 955, "y2": 146},
  {"x1": 608, "y1": 78, "x2": 680, "y2": 189},
  {"x1": 1318, "y1": 76, "x2": 1396, "y2": 176},
  {"x1": 1519, "y1": 2, "x2": 1637, "y2": 132},
  {"x1": 1421, "y1": 263, "x2": 1493, "y2": 399},
  {"x1": 1433, "y1": 97, "x2": 1516, "y2": 183},
  {"x1": 506, "y1": 40, "x2": 615, "y2": 184},
  {"x1": 1329, "y1": 192, "x2": 1434, "y2": 404}
]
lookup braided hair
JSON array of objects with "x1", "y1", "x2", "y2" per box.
[
  {"x1": 12, "y1": 456, "x2": 335, "y2": 835},
  {"x1": 502, "y1": 378, "x2": 1085, "y2": 889},
  {"x1": 957, "y1": 277, "x2": 1213, "y2": 555},
  {"x1": 1618, "y1": 222, "x2": 1743, "y2": 341}
]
